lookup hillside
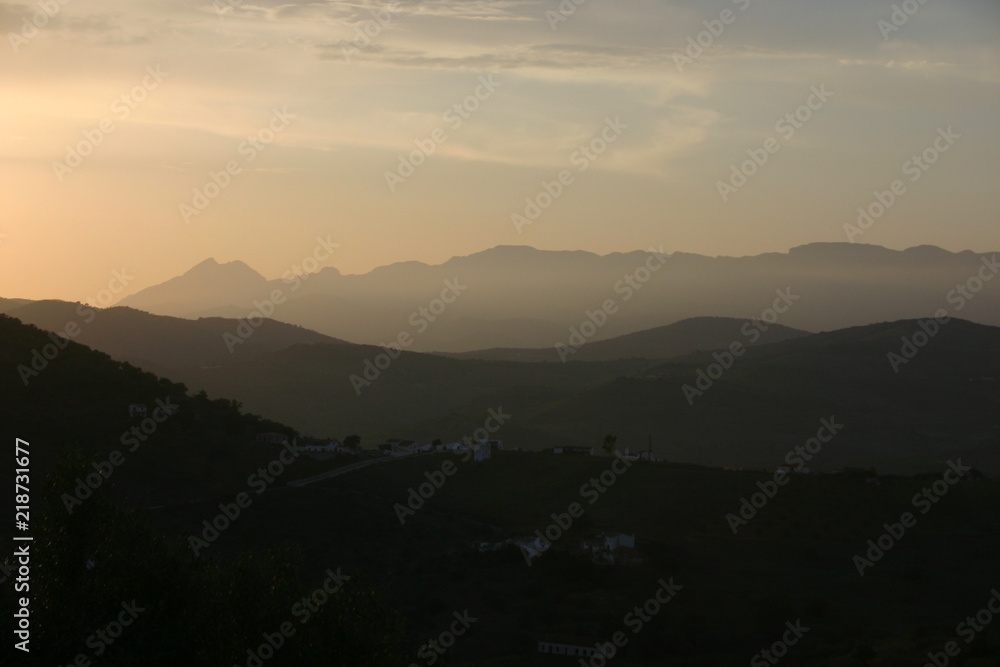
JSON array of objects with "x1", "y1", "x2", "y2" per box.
[
  {"x1": 26, "y1": 303, "x2": 989, "y2": 474},
  {"x1": 0, "y1": 314, "x2": 328, "y2": 507},
  {"x1": 3, "y1": 313, "x2": 999, "y2": 665},
  {"x1": 151, "y1": 451, "x2": 1000, "y2": 666},
  {"x1": 535, "y1": 318, "x2": 1000, "y2": 474},
  {"x1": 442, "y1": 317, "x2": 810, "y2": 362},
  {"x1": 0, "y1": 297, "x2": 32, "y2": 312},
  {"x1": 5, "y1": 300, "x2": 346, "y2": 371}
]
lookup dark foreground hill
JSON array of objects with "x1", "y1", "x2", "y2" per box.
[
  {"x1": 0, "y1": 313, "x2": 324, "y2": 506},
  {"x1": 10, "y1": 300, "x2": 998, "y2": 474},
  {"x1": 0, "y1": 314, "x2": 410, "y2": 666},
  {"x1": 152, "y1": 451, "x2": 1000, "y2": 666},
  {"x1": 528, "y1": 318, "x2": 1000, "y2": 475},
  {"x1": 3, "y1": 314, "x2": 1000, "y2": 665},
  {"x1": 123, "y1": 318, "x2": 1000, "y2": 475}
]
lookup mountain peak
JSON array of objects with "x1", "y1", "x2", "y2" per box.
[{"x1": 183, "y1": 258, "x2": 266, "y2": 281}]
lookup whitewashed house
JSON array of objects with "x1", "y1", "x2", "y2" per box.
[
  {"x1": 472, "y1": 440, "x2": 492, "y2": 462},
  {"x1": 304, "y1": 440, "x2": 347, "y2": 454},
  {"x1": 537, "y1": 640, "x2": 598, "y2": 658},
  {"x1": 583, "y1": 532, "x2": 637, "y2": 565}
]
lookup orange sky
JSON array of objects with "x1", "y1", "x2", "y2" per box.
[{"x1": 1, "y1": 0, "x2": 998, "y2": 301}]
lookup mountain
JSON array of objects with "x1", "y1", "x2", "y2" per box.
[
  {"x1": 66, "y1": 305, "x2": 993, "y2": 474},
  {"x1": 0, "y1": 297, "x2": 32, "y2": 312},
  {"x1": 556, "y1": 317, "x2": 1000, "y2": 475},
  {"x1": 0, "y1": 314, "x2": 310, "y2": 507},
  {"x1": 269, "y1": 317, "x2": 999, "y2": 474},
  {"x1": 4, "y1": 300, "x2": 346, "y2": 371},
  {"x1": 442, "y1": 316, "x2": 810, "y2": 362},
  {"x1": 115, "y1": 243, "x2": 1000, "y2": 352},
  {"x1": 118, "y1": 257, "x2": 270, "y2": 316}
]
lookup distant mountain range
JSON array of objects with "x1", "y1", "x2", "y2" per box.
[
  {"x1": 5, "y1": 300, "x2": 998, "y2": 474},
  {"x1": 95, "y1": 243, "x2": 998, "y2": 353}
]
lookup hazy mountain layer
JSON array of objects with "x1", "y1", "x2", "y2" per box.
[{"x1": 115, "y1": 243, "x2": 1000, "y2": 352}]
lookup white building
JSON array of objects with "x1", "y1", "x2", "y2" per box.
[
  {"x1": 472, "y1": 440, "x2": 492, "y2": 462},
  {"x1": 537, "y1": 641, "x2": 598, "y2": 658},
  {"x1": 304, "y1": 440, "x2": 346, "y2": 454}
]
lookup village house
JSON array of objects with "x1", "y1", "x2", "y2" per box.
[
  {"x1": 472, "y1": 440, "x2": 492, "y2": 462},
  {"x1": 537, "y1": 638, "x2": 599, "y2": 659},
  {"x1": 620, "y1": 447, "x2": 658, "y2": 462},
  {"x1": 303, "y1": 440, "x2": 347, "y2": 454},
  {"x1": 552, "y1": 446, "x2": 594, "y2": 456},
  {"x1": 379, "y1": 439, "x2": 421, "y2": 456},
  {"x1": 581, "y1": 532, "x2": 639, "y2": 565}
]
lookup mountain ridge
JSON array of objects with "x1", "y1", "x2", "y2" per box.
[{"x1": 80, "y1": 242, "x2": 1000, "y2": 352}]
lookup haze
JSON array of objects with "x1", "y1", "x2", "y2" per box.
[{"x1": 1, "y1": 0, "x2": 998, "y2": 302}]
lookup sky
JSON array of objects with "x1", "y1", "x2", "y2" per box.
[{"x1": 1, "y1": 0, "x2": 998, "y2": 302}]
